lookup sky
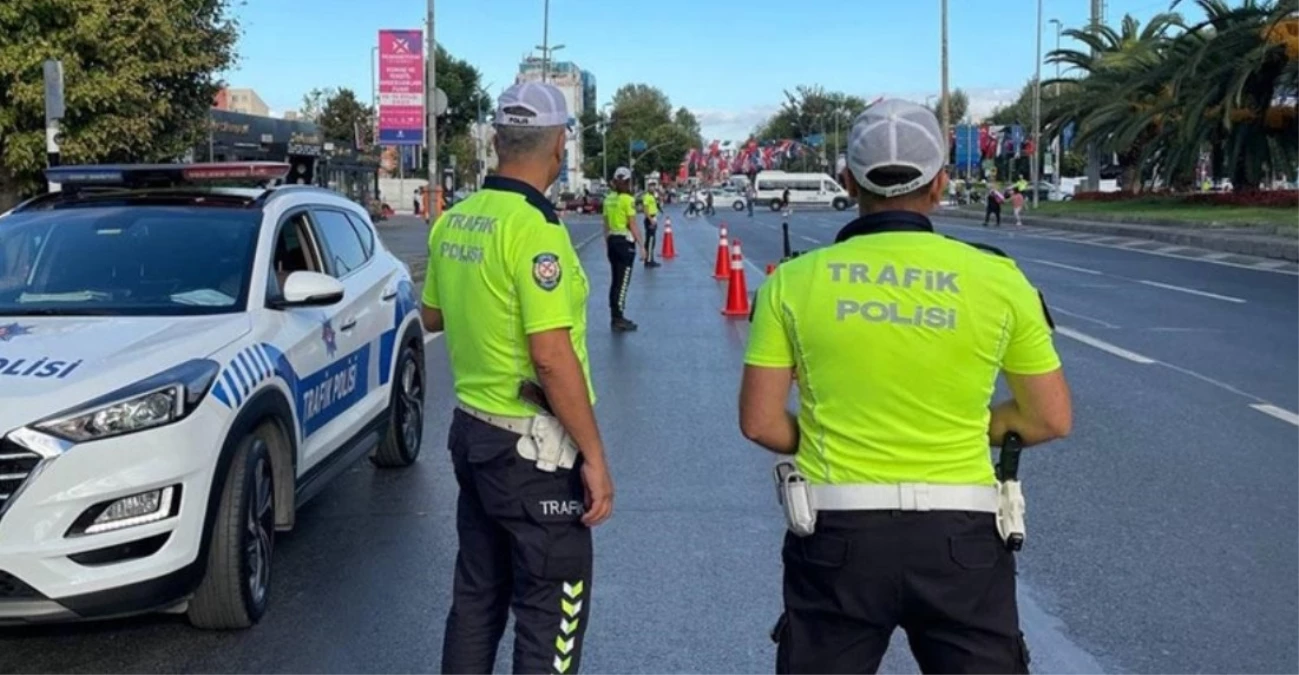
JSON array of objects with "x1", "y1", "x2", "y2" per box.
[{"x1": 222, "y1": 0, "x2": 1196, "y2": 142}]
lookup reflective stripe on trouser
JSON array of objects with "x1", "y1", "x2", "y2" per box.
[
  {"x1": 441, "y1": 410, "x2": 594, "y2": 675},
  {"x1": 773, "y1": 511, "x2": 1029, "y2": 675},
  {"x1": 643, "y1": 220, "x2": 657, "y2": 263},
  {"x1": 606, "y1": 236, "x2": 635, "y2": 319}
]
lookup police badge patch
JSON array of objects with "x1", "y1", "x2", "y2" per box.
[{"x1": 532, "y1": 253, "x2": 562, "y2": 291}]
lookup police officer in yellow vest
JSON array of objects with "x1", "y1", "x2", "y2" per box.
[
  {"x1": 423, "y1": 81, "x2": 614, "y2": 675},
  {"x1": 739, "y1": 99, "x2": 1073, "y2": 674},
  {"x1": 602, "y1": 167, "x2": 646, "y2": 332},
  {"x1": 641, "y1": 188, "x2": 662, "y2": 269}
]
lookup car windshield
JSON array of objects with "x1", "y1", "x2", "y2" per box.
[{"x1": 0, "y1": 206, "x2": 260, "y2": 317}]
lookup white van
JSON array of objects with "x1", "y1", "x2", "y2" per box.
[{"x1": 753, "y1": 170, "x2": 852, "y2": 211}]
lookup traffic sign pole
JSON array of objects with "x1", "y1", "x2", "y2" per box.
[{"x1": 426, "y1": 0, "x2": 439, "y2": 223}]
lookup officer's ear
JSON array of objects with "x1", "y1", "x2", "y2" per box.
[
  {"x1": 843, "y1": 170, "x2": 859, "y2": 199},
  {"x1": 553, "y1": 128, "x2": 567, "y2": 162},
  {"x1": 928, "y1": 171, "x2": 949, "y2": 206}
]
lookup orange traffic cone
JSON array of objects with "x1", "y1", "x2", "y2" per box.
[
  {"x1": 722, "y1": 238, "x2": 751, "y2": 317},
  {"x1": 661, "y1": 216, "x2": 677, "y2": 259},
  {"x1": 712, "y1": 224, "x2": 730, "y2": 279}
]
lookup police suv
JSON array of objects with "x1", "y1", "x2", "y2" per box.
[{"x1": 0, "y1": 163, "x2": 426, "y2": 629}]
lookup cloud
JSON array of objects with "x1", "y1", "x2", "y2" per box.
[{"x1": 695, "y1": 87, "x2": 1022, "y2": 143}]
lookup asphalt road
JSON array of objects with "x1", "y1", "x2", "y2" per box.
[{"x1": 2, "y1": 207, "x2": 1294, "y2": 674}]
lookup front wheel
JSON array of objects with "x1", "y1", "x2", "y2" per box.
[
  {"x1": 769, "y1": 199, "x2": 783, "y2": 212},
  {"x1": 832, "y1": 197, "x2": 850, "y2": 211},
  {"x1": 188, "y1": 427, "x2": 276, "y2": 630},
  {"x1": 732, "y1": 200, "x2": 745, "y2": 211},
  {"x1": 372, "y1": 341, "x2": 425, "y2": 468}
]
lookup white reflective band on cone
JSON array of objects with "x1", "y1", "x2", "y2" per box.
[{"x1": 809, "y1": 483, "x2": 998, "y2": 513}]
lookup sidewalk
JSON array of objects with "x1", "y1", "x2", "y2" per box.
[{"x1": 939, "y1": 205, "x2": 1299, "y2": 261}]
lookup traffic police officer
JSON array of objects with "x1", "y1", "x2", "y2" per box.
[
  {"x1": 423, "y1": 81, "x2": 615, "y2": 675},
  {"x1": 739, "y1": 99, "x2": 1073, "y2": 674},
  {"x1": 641, "y1": 188, "x2": 662, "y2": 268},
  {"x1": 602, "y1": 166, "x2": 645, "y2": 332}
]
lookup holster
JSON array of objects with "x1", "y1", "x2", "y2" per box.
[
  {"x1": 996, "y1": 479, "x2": 1026, "y2": 551},
  {"x1": 515, "y1": 413, "x2": 579, "y2": 472},
  {"x1": 773, "y1": 461, "x2": 816, "y2": 537}
]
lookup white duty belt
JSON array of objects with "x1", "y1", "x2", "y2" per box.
[
  {"x1": 457, "y1": 404, "x2": 533, "y2": 435},
  {"x1": 607, "y1": 231, "x2": 634, "y2": 241},
  {"x1": 809, "y1": 483, "x2": 998, "y2": 513}
]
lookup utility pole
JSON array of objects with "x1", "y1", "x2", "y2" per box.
[
  {"x1": 940, "y1": 0, "x2": 950, "y2": 164},
  {"x1": 44, "y1": 60, "x2": 64, "y2": 192},
  {"x1": 426, "y1": 0, "x2": 439, "y2": 222},
  {"x1": 1031, "y1": 0, "x2": 1043, "y2": 207},
  {"x1": 1085, "y1": 0, "x2": 1103, "y2": 191}
]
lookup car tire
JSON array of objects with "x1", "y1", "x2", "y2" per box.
[
  {"x1": 371, "y1": 341, "x2": 424, "y2": 468},
  {"x1": 732, "y1": 201, "x2": 745, "y2": 211},
  {"x1": 832, "y1": 197, "x2": 850, "y2": 211},
  {"x1": 770, "y1": 199, "x2": 783, "y2": 211},
  {"x1": 188, "y1": 426, "x2": 276, "y2": 630}
]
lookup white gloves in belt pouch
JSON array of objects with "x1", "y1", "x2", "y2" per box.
[
  {"x1": 996, "y1": 479, "x2": 1026, "y2": 548},
  {"x1": 774, "y1": 461, "x2": 817, "y2": 537},
  {"x1": 516, "y1": 414, "x2": 578, "y2": 472}
]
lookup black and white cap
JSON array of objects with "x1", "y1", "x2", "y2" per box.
[
  {"x1": 612, "y1": 166, "x2": 632, "y2": 181},
  {"x1": 846, "y1": 99, "x2": 947, "y2": 197},
  {"x1": 494, "y1": 81, "x2": 571, "y2": 128}
]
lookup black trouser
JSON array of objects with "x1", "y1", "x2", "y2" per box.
[
  {"x1": 441, "y1": 410, "x2": 594, "y2": 675},
  {"x1": 773, "y1": 511, "x2": 1029, "y2": 675},
  {"x1": 643, "y1": 217, "x2": 657, "y2": 263},
  {"x1": 984, "y1": 200, "x2": 1001, "y2": 225},
  {"x1": 606, "y1": 236, "x2": 635, "y2": 320}
]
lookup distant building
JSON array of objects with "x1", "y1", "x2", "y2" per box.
[
  {"x1": 516, "y1": 57, "x2": 592, "y2": 193},
  {"x1": 283, "y1": 110, "x2": 301, "y2": 121},
  {"x1": 214, "y1": 87, "x2": 270, "y2": 117}
]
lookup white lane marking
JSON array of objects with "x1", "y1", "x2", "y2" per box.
[
  {"x1": 1249, "y1": 404, "x2": 1299, "y2": 427},
  {"x1": 935, "y1": 219, "x2": 1299, "y2": 275},
  {"x1": 1052, "y1": 306, "x2": 1120, "y2": 329},
  {"x1": 1026, "y1": 259, "x2": 1103, "y2": 275},
  {"x1": 1138, "y1": 279, "x2": 1246, "y2": 304},
  {"x1": 1254, "y1": 260, "x2": 1290, "y2": 269},
  {"x1": 1056, "y1": 326, "x2": 1157, "y2": 364},
  {"x1": 424, "y1": 332, "x2": 443, "y2": 345},
  {"x1": 744, "y1": 257, "x2": 765, "y2": 275},
  {"x1": 1154, "y1": 245, "x2": 1190, "y2": 254},
  {"x1": 799, "y1": 235, "x2": 820, "y2": 244}
]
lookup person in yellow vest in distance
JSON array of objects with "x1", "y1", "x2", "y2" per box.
[
  {"x1": 641, "y1": 188, "x2": 662, "y2": 269},
  {"x1": 739, "y1": 99, "x2": 1072, "y2": 674},
  {"x1": 422, "y1": 81, "x2": 614, "y2": 675},
  {"x1": 602, "y1": 167, "x2": 646, "y2": 332}
]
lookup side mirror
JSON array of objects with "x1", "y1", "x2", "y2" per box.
[{"x1": 272, "y1": 271, "x2": 345, "y2": 309}]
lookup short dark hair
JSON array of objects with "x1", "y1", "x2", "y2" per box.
[{"x1": 853, "y1": 165, "x2": 938, "y2": 203}]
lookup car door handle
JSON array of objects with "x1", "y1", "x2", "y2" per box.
[
  {"x1": 339, "y1": 318, "x2": 358, "y2": 332},
  {"x1": 382, "y1": 290, "x2": 398, "y2": 301}
]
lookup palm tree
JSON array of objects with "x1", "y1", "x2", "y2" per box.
[{"x1": 1044, "y1": 12, "x2": 1185, "y2": 192}]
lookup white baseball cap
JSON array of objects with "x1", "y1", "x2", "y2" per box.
[
  {"x1": 612, "y1": 166, "x2": 632, "y2": 181},
  {"x1": 846, "y1": 99, "x2": 947, "y2": 197},
  {"x1": 494, "y1": 81, "x2": 571, "y2": 128}
]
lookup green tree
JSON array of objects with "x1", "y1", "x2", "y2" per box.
[
  {"x1": 928, "y1": 88, "x2": 970, "y2": 124},
  {"x1": 579, "y1": 106, "x2": 607, "y2": 180},
  {"x1": 299, "y1": 87, "x2": 334, "y2": 123},
  {"x1": 0, "y1": 0, "x2": 240, "y2": 208},
  {"x1": 319, "y1": 88, "x2": 373, "y2": 148},
  {"x1": 432, "y1": 46, "x2": 490, "y2": 166},
  {"x1": 754, "y1": 86, "x2": 870, "y2": 165},
  {"x1": 603, "y1": 84, "x2": 701, "y2": 182}
]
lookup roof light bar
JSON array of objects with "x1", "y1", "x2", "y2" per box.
[{"x1": 44, "y1": 162, "x2": 292, "y2": 189}]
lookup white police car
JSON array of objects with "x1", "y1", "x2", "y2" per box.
[{"x1": 0, "y1": 162, "x2": 426, "y2": 629}]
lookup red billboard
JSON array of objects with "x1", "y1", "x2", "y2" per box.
[{"x1": 377, "y1": 29, "x2": 425, "y2": 146}]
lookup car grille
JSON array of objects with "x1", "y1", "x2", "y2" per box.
[
  {"x1": 0, "y1": 570, "x2": 42, "y2": 599},
  {"x1": 0, "y1": 438, "x2": 41, "y2": 516}
]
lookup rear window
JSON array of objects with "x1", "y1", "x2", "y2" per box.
[{"x1": 0, "y1": 207, "x2": 260, "y2": 316}]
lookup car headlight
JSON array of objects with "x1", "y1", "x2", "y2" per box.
[{"x1": 32, "y1": 359, "x2": 220, "y2": 444}]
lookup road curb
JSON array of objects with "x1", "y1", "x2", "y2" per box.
[{"x1": 939, "y1": 207, "x2": 1299, "y2": 262}]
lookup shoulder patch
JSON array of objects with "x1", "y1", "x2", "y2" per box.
[{"x1": 532, "y1": 252, "x2": 563, "y2": 291}]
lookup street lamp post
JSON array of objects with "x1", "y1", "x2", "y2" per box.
[
  {"x1": 1049, "y1": 18, "x2": 1063, "y2": 186},
  {"x1": 426, "y1": 0, "x2": 439, "y2": 222},
  {"x1": 1031, "y1": 0, "x2": 1043, "y2": 208},
  {"x1": 940, "y1": 0, "x2": 950, "y2": 162}
]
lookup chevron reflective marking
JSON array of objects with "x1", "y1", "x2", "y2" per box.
[
  {"x1": 553, "y1": 655, "x2": 572, "y2": 673},
  {"x1": 561, "y1": 617, "x2": 579, "y2": 635},
  {"x1": 561, "y1": 599, "x2": 582, "y2": 617},
  {"x1": 555, "y1": 635, "x2": 575, "y2": 654},
  {"x1": 563, "y1": 581, "x2": 583, "y2": 598}
]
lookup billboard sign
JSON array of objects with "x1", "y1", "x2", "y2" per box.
[
  {"x1": 953, "y1": 124, "x2": 980, "y2": 170},
  {"x1": 377, "y1": 29, "x2": 425, "y2": 145}
]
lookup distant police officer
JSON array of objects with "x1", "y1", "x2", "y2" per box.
[
  {"x1": 641, "y1": 188, "x2": 662, "y2": 268},
  {"x1": 602, "y1": 166, "x2": 645, "y2": 332},
  {"x1": 423, "y1": 81, "x2": 615, "y2": 675},
  {"x1": 739, "y1": 99, "x2": 1073, "y2": 674}
]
